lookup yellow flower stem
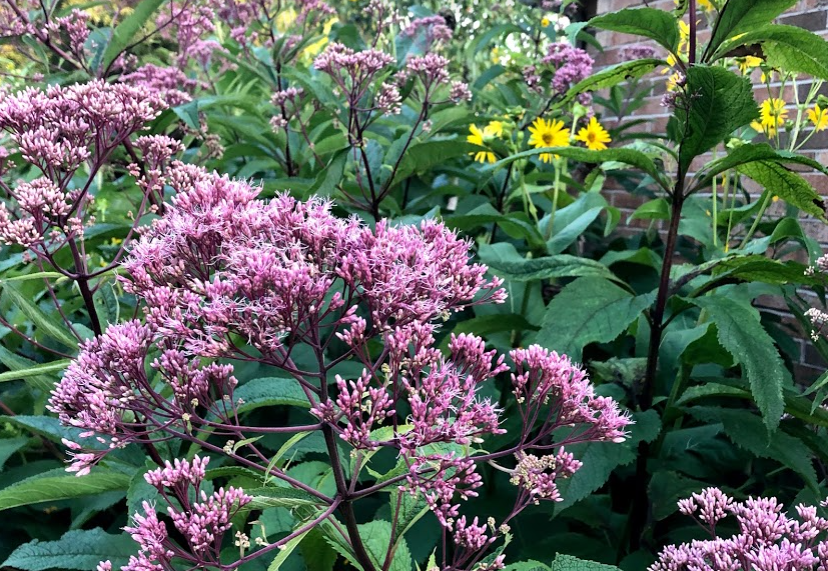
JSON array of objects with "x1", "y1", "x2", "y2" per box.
[
  {"x1": 548, "y1": 158, "x2": 562, "y2": 239},
  {"x1": 724, "y1": 170, "x2": 736, "y2": 250},
  {"x1": 711, "y1": 148, "x2": 718, "y2": 248},
  {"x1": 521, "y1": 169, "x2": 539, "y2": 224},
  {"x1": 793, "y1": 80, "x2": 824, "y2": 152},
  {"x1": 738, "y1": 189, "x2": 773, "y2": 249},
  {"x1": 789, "y1": 73, "x2": 803, "y2": 153}
]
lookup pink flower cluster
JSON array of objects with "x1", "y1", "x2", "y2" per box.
[
  {"x1": 0, "y1": 81, "x2": 168, "y2": 250},
  {"x1": 98, "y1": 456, "x2": 251, "y2": 571},
  {"x1": 652, "y1": 488, "x2": 828, "y2": 571},
  {"x1": 524, "y1": 41, "x2": 594, "y2": 98},
  {"x1": 404, "y1": 15, "x2": 453, "y2": 50},
  {"x1": 49, "y1": 164, "x2": 631, "y2": 570},
  {"x1": 0, "y1": 80, "x2": 166, "y2": 176}
]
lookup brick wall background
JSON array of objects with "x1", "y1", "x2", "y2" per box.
[{"x1": 589, "y1": 0, "x2": 828, "y2": 379}]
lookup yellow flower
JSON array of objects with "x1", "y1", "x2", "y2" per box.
[
  {"x1": 574, "y1": 117, "x2": 611, "y2": 151},
  {"x1": 698, "y1": 0, "x2": 715, "y2": 11},
  {"x1": 467, "y1": 123, "x2": 502, "y2": 164},
  {"x1": 737, "y1": 55, "x2": 763, "y2": 75},
  {"x1": 808, "y1": 104, "x2": 828, "y2": 132},
  {"x1": 541, "y1": 15, "x2": 551, "y2": 27},
  {"x1": 758, "y1": 98, "x2": 788, "y2": 135},
  {"x1": 528, "y1": 117, "x2": 569, "y2": 163},
  {"x1": 666, "y1": 71, "x2": 683, "y2": 92},
  {"x1": 276, "y1": 8, "x2": 298, "y2": 33}
]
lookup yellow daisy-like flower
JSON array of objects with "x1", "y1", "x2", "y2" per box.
[
  {"x1": 528, "y1": 117, "x2": 569, "y2": 163},
  {"x1": 759, "y1": 98, "x2": 788, "y2": 131},
  {"x1": 807, "y1": 104, "x2": 828, "y2": 132},
  {"x1": 574, "y1": 117, "x2": 612, "y2": 151},
  {"x1": 737, "y1": 55, "x2": 763, "y2": 75},
  {"x1": 467, "y1": 122, "x2": 503, "y2": 164}
]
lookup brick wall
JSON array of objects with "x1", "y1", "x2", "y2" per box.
[{"x1": 590, "y1": 0, "x2": 828, "y2": 379}]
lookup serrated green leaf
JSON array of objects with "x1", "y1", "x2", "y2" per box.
[
  {"x1": 736, "y1": 160, "x2": 827, "y2": 220},
  {"x1": 562, "y1": 59, "x2": 664, "y2": 106},
  {"x1": 589, "y1": 8, "x2": 678, "y2": 51},
  {"x1": 485, "y1": 254, "x2": 616, "y2": 282},
  {"x1": 1, "y1": 528, "x2": 135, "y2": 570},
  {"x1": 691, "y1": 296, "x2": 786, "y2": 432},
  {"x1": 550, "y1": 553, "x2": 621, "y2": 571},
  {"x1": 695, "y1": 143, "x2": 828, "y2": 190},
  {"x1": 704, "y1": 0, "x2": 796, "y2": 62},
  {"x1": 243, "y1": 486, "x2": 321, "y2": 511},
  {"x1": 687, "y1": 406, "x2": 818, "y2": 490},
  {"x1": 492, "y1": 147, "x2": 665, "y2": 190},
  {"x1": 0, "y1": 347, "x2": 59, "y2": 392},
  {"x1": 0, "y1": 470, "x2": 131, "y2": 511},
  {"x1": 233, "y1": 377, "x2": 311, "y2": 414},
  {"x1": 536, "y1": 277, "x2": 654, "y2": 361},
  {"x1": 675, "y1": 66, "x2": 758, "y2": 172}
]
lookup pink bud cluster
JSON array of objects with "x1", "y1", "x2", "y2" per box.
[
  {"x1": 403, "y1": 15, "x2": 453, "y2": 50},
  {"x1": 98, "y1": 456, "x2": 252, "y2": 571},
  {"x1": 523, "y1": 41, "x2": 594, "y2": 100},
  {"x1": 0, "y1": 80, "x2": 166, "y2": 176},
  {"x1": 118, "y1": 65, "x2": 196, "y2": 107},
  {"x1": 652, "y1": 488, "x2": 828, "y2": 571}
]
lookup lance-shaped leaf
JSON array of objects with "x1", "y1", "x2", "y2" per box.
[
  {"x1": 492, "y1": 147, "x2": 668, "y2": 191},
  {"x1": 2, "y1": 528, "x2": 136, "y2": 570},
  {"x1": 690, "y1": 296, "x2": 787, "y2": 432},
  {"x1": 561, "y1": 58, "x2": 665, "y2": 107},
  {"x1": 0, "y1": 470, "x2": 131, "y2": 511},
  {"x1": 101, "y1": 0, "x2": 166, "y2": 69}
]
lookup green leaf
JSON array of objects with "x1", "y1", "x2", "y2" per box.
[
  {"x1": 243, "y1": 486, "x2": 321, "y2": 511},
  {"x1": 0, "y1": 470, "x2": 131, "y2": 511},
  {"x1": 736, "y1": 160, "x2": 827, "y2": 220},
  {"x1": 392, "y1": 141, "x2": 479, "y2": 186},
  {"x1": 233, "y1": 377, "x2": 311, "y2": 414},
  {"x1": 674, "y1": 66, "x2": 758, "y2": 172},
  {"x1": 703, "y1": 0, "x2": 796, "y2": 62},
  {"x1": 550, "y1": 553, "x2": 621, "y2": 571},
  {"x1": 536, "y1": 277, "x2": 653, "y2": 361},
  {"x1": 310, "y1": 149, "x2": 348, "y2": 198},
  {"x1": 691, "y1": 296, "x2": 786, "y2": 432},
  {"x1": 359, "y1": 520, "x2": 413, "y2": 571},
  {"x1": 493, "y1": 147, "x2": 666, "y2": 189},
  {"x1": 100, "y1": 0, "x2": 165, "y2": 69},
  {"x1": 503, "y1": 562, "x2": 551, "y2": 571},
  {"x1": 629, "y1": 197, "x2": 670, "y2": 221},
  {"x1": 562, "y1": 59, "x2": 665, "y2": 106},
  {"x1": 687, "y1": 406, "x2": 818, "y2": 490},
  {"x1": 589, "y1": 8, "x2": 679, "y2": 51},
  {"x1": 2, "y1": 283, "x2": 78, "y2": 349},
  {"x1": 724, "y1": 25, "x2": 828, "y2": 79},
  {"x1": 696, "y1": 142, "x2": 828, "y2": 190},
  {"x1": 0, "y1": 437, "x2": 28, "y2": 471},
  {"x1": 2, "y1": 528, "x2": 135, "y2": 570},
  {"x1": 0, "y1": 359, "x2": 70, "y2": 383},
  {"x1": 555, "y1": 410, "x2": 660, "y2": 512},
  {"x1": 485, "y1": 254, "x2": 617, "y2": 282},
  {"x1": 0, "y1": 347, "x2": 60, "y2": 392}
]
